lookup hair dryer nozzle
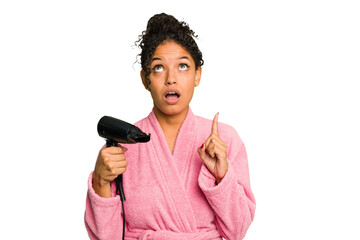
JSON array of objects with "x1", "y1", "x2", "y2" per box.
[{"x1": 97, "y1": 116, "x2": 150, "y2": 144}]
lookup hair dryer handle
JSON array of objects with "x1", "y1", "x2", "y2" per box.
[{"x1": 106, "y1": 140, "x2": 126, "y2": 202}]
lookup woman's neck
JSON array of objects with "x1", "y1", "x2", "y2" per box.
[
  {"x1": 153, "y1": 106, "x2": 189, "y2": 154},
  {"x1": 153, "y1": 106, "x2": 189, "y2": 131}
]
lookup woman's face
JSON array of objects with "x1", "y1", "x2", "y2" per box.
[{"x1": 141, "y1": 40, "x2": 201, "y2": 118}]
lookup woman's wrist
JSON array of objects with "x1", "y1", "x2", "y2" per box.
[
  {"x1": 92, "y1": 172, "x2": 112, "y2": 198},
  {"x1": 215, "y1": 177, "x2": 222, "y2": 185}
]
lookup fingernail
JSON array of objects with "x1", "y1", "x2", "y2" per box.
[
  {"x1": 201, "y1": 143, "x2": 204, "y2": 149},
  {"x1": 205, "y1": 149, "x2": 208, "y2": 154}
]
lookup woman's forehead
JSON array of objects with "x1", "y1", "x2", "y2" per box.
[{"x1": 151, "y1": 41, "x2": 194, "y2": 63}]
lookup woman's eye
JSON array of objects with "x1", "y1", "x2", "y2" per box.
[
  {"x1": 179, "y1": 64, "x2": 189, "y2": 71},
  {"x1": 152, "y1": 65, "x2": 164, "y2": 72}
]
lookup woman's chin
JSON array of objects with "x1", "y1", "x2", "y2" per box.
[{"x1": 154, "y1": 104, "x2": 189, "y2": 118}]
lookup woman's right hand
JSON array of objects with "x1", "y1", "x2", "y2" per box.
[{"x1": 92, "y1": 146, "x2": 128, "y2": 198}]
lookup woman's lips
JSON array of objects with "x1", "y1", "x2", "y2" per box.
[{"x1": 164, "y1": 90, "x2": 181, "y2": 105}]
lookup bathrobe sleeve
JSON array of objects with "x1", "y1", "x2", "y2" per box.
[
  {"x1": 198, "y1": 125, "x2": 256, "y2": 240},
  {"x1": 84, "y1": 172, "x2": 124, "y2": 240}
]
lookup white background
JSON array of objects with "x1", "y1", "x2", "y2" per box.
[{"x1": 1, "y1": 0, "x2": 359, "y2": 239}]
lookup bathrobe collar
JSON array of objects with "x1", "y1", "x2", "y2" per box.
[
  {"x1": 148, "y1": 107, "x2": 196, "y2": 161},
  {"x1": 146, "y1": 107, "x2": 198, "y2": 231}
]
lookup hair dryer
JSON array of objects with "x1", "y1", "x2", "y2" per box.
[
  {"x1": 97, "y1": 116, "x2": 151, "y2": 201},
  {"x1": 97, "y1": 116, "x2": 150, "y2": 240}
]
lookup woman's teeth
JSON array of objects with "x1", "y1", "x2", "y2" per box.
[{"x1": 166, "y1": 92, "x2": 179, "y2": 98}]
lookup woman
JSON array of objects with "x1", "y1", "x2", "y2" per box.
[{"x1": 85, "y1": 13, "x2": 255, "y2": 240}]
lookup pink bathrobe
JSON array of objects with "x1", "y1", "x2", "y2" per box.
[{"x1": 85, "y1": 109, "x2": 255, "y2": 239}]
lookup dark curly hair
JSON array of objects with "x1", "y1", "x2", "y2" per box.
[{"x1": 136, "y1": 13, "x2": 204, "y2": 88}]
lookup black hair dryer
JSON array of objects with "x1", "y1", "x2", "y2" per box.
[{"x1": 97, "y1": 116, "x2": 151, "y2": 201}]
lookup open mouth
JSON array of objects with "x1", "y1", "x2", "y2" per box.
[
  {"x1": 165, "y1": 91, "x2": 180, "y2": 99},
  {"x1": 164, "y1": 90, "x2": 181, "y2": 104}
]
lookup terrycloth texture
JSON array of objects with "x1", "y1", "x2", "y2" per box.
[{"x1": 85, "y1": 109, "x2": 255, "y2": 240}]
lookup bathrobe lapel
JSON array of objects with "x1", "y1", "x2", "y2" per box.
[{"x1": 146, "y1": 109, "x2": 198, "y2": 232}]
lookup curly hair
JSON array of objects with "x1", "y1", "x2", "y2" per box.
[{"x1": 136, "y1": 13, "x2": 204, "y2": 88}]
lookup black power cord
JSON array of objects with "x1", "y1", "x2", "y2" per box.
[{"x1": 115, "y1": 176, "x2": 126, "y2": 240}]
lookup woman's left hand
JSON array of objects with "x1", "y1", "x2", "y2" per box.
[{"x1": 197, "y1": 113, "x2": 228, "y2": 184}]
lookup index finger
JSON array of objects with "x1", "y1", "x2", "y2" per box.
[
  {"x1": 105, "y1": 146, "x2": 128, "y2": 154},
  {"x1": 212, "y1": 112, "x2": 219, "y2": 135}
]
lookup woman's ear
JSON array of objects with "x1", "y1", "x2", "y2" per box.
[
  {"x1": 140, "y1": 70, "x2": 150, "y2": 91},
  {"x1": 194, "y1": 66, "x2": 202, "y2": 87}
]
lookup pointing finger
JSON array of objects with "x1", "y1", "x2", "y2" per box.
[{"x1": 212, "y1": 112, "x2": 219, "y2": 136}]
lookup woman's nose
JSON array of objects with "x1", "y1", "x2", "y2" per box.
[{"x1": 165, "y1": 68, "x2": 177, "y2": 85}]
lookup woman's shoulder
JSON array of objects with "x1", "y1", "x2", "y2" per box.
[{"x1": 133, "y1": 111, "x2": 153, "y2": 129}]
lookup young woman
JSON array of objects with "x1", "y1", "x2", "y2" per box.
[{"x1": 85, "y1": 13, "x2": 255, "y2": 240}]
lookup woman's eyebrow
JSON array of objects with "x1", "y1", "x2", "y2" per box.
[
  {"x1": 179, "y1": 56, "x2": 190, "y2": 60},
  {"x1": 150, "y1": 56, "x2": 190, "y2": 63},
  {"x1": 150, "y1": 57, "x2": 162, "y2": 63}
]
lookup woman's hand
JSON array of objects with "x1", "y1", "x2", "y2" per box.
[
  {"x1": 92, "y1": 146, "x2": 128, "y2": 197},
  {"x1": 197, "y1": 113, "x2": 228, "y2": 184}
]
